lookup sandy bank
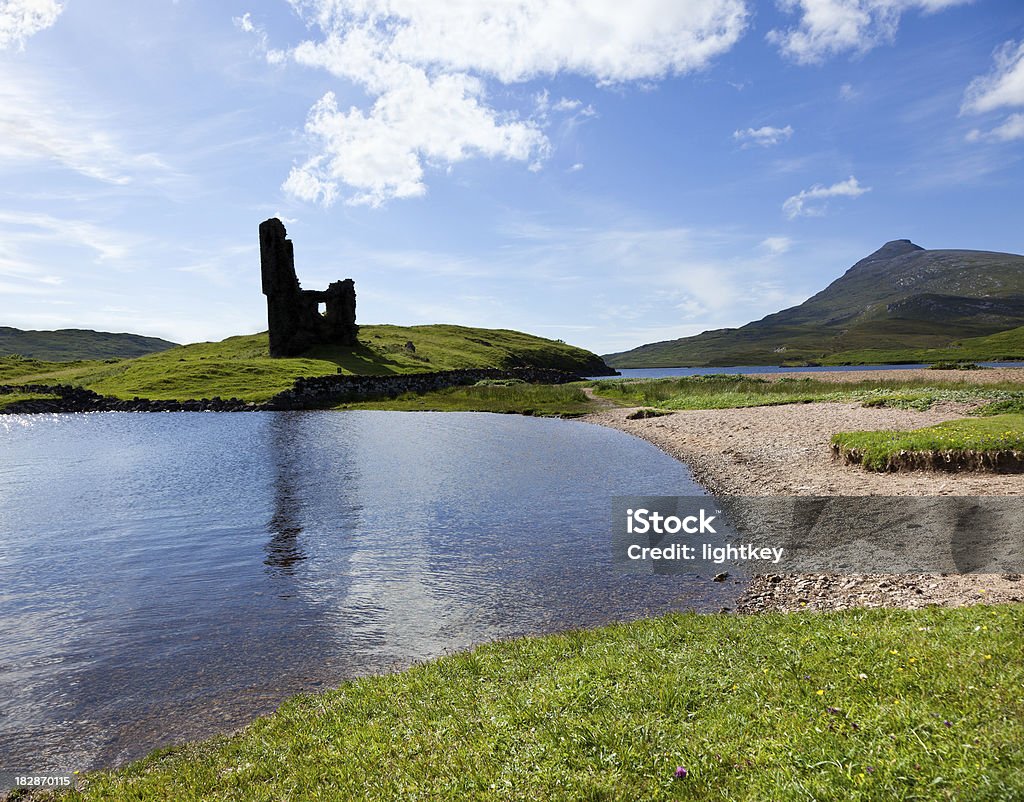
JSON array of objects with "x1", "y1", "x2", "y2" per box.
[{"x1": 582, "y1": 397, "x2": 1024, "y2": 612}]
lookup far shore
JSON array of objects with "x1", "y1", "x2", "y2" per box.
[{"x1": 583, "y1": 367, "x2": 1024, "y2": 614}]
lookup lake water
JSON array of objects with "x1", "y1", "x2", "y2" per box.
[
  {"x1": 595, "y1": 361, "x2": 1024, "y2": 380},
  {"x1": 0, "y1": 411, "x2": 732, "y2": 782}
]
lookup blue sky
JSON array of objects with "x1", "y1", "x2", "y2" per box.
[{"x1": 1, "y1": 0, "x2": 1023, "y2": 354}]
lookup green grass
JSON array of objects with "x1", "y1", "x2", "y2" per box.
[
  {"x1": 831, "y1": 414, "x2": 1024, "y2": 471},
  {"x1": 334, "y1": 382, "x2": 596, "y2": 416},
  {"x1": 824, "y1": 325, "x2": 1024, "y2": 366},
  {"x1": 590, "y1": 375, "x2": 1024, "y2": 412},
  {"x1": 0, "y1": 326, "x2": 610, "y2": 403},
  {"x1": 40, "y1": 605, "x2": 1024, "y2": 801}
]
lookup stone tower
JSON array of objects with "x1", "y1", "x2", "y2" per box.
[{"x1": 259, "y1": 218, "x2": 358, "y2": 357}]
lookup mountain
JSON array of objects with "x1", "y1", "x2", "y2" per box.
[
  {"x1": 0, "y1": 327, "x2": 178, "y2": 361},
  {"x1": 605, "y1": 240, "x2": 1024, "y2": 367}
]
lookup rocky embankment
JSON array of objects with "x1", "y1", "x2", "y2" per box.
[
  {"x1": 0, "y1": 384, "x2": 256, "y2": 413},
  {"x1": 0, "y1": 368, "x2": 586, "y2": 414}
]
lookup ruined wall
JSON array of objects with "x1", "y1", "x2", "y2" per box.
[{"x1": 259, "y1": 218, "x2": 358, "y2": 357}]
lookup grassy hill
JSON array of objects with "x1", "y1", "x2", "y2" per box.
[
  {"x1": 607, "y1": 240, "x2": 1024, "y2": 367},
  {"x1": 821, "y1": 324, "x2": 1024, "y2": 365},
  {"x1": 0, "y1": 324, "x2": 613, "y2": 402},
  {"x1": 0, "y1": 326, "x2": 177, "y2": 361}
]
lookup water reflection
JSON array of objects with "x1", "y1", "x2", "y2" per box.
[
  {"x1": 264, "y1": 414, "x2": 308, "y2": 577},
  {"x1": 0, "y1": 411, "x2": 740, "y2": 785}
]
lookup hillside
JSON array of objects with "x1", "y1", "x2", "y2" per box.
[
  {"x1": 606, "y1": 240, "x2": 1024, "y2": 367},
  {"x1": 0, "y1": 327, "x2": 177, "y2": 361},
  {"x1": 0, "y1": 324, "x2": 614, "y2": 402},
  {"x1": 822, "y1": 324, "x2": 1024, "y2": 365}
]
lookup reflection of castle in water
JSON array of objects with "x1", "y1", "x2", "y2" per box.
[{"x1": 265, "y1": 415, "x2": 308, "y2": 576}]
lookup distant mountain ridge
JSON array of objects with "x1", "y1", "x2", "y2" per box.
[
  {"x1": 606, "y1": 240, "x2": 1024, "y2": 367},
  {"x1": 0, "y1": 327, "x2": 178, "y2": 361}
]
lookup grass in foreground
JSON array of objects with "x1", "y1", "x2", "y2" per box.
[
  {"x1": 832, "y1": 414, "x2": 1024, "y2": 471},
  {"x1": 0, "y1": 326, "x2": 608, "y2": 403},
  {"x1": 38, "y1": 605, "x2": 1024, "y2": 802},
  {"x1": 334, "y1": 382, "x2": 596, "y2": 416},
  {"x1": 591, "y1": 375, "x2": 1024, "y2": 413}
]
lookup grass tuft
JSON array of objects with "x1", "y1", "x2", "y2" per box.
[{"x1": 832, "y1": 414, "x2": 1024, "y2": 471}]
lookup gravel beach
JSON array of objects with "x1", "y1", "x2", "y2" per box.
[{"x1": 583, "y1": 368, "x2": 1024, "y2": 612}]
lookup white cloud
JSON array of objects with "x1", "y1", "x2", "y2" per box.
[
  {"x1": 569, "y1": 162, "x2": 585, "y2": 172},
  {"x1": 286, "y1": 78, "x2": 549, "y2": 207},
  {"x1": 783, "y1": 176, "x2": 870, "y2": 218},
  {"x1": 287, "y1": 0, "x2": 749, "y2": 84},
  {"x1": 0, "y1": 0, "x2": 62, "y2": 50},
  {"x1": 733, "y1": 124, "x2": 793, "y2": 147},
  {"x1": 0, "y1": 75, "x2": 171, "y2": 185},
  {"x1": 553, "y1": 98, "x2": 583, "y2": 112},
  {"x1": 769, "y1": 0, "x2": 972, "y2": 65},
  {"x1": 277, "y1": 0, "x2": 749, "y2": 206},
  {"x1": 234, "y1": 11, "x2": 288, "y2": 64},
  {"x1": 0, "y1": 210, "x2": 136, "y2": 262},
  {"x1": 966, "y1": 113, "x2": 1024, "y2": 143},
  {"x1": 962, "y1": 40, "x2": 1024, "y2": 115},
  {"x1": 839, "y1": 82, "x2": 860, "y2": 100},
  {"x1": 961, "y1": 40, "x2": 1024, "y2": 144},
  {"x1": 760, "y1": 236, "x2": 793, "y2": 254}
]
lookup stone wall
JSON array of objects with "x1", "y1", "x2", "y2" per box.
[
  {"x1": 0, "y1": 368, "x2": 584, "y2": 414},
  {"x1": 264, "y1": 367, "x2": 583, "y2": 409}
]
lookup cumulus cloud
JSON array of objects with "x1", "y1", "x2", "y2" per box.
[
  {"x1": 783, "y1": 176, "x2": 870, "y2": 218},
  {"x1": 0, "y1": 0, "x2": 62, "y2": 50},
  {"x1": 733, "y1": 124, "x2": 793, "y2": 147},
  {"x1": 275, "y1": 0, "x2": 749, "y2": 206},
  {"x1": 769, "y1": 0, "x2": 972, "y2": 64}
]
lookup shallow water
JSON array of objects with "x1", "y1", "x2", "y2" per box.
[{"x1": 0, "y1": 411, "x2": 733, "y2": 780}]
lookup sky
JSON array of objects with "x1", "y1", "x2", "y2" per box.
[{"x1": 1, "y1": 0, "x2": 1023, "y2": 355}]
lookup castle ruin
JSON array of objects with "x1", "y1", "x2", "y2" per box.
[{"x1": 259, "y1": 217, "x2": 358, "y2": 357}]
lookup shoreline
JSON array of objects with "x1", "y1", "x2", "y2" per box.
[{"x1": 582, "y1": 384, "x2": 1024, "y2": 613}]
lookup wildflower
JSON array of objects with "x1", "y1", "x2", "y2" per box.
[
  {"x1": 984, "y1": 654, "x2": 992, "y2": 660},
  {"x1": 816, "y1": 689, "x2": 825, "y2": 695},
  {"x1": 944, "y1": 720, "x2": 952, "y2": 727},
  {"x1": 866, "y1": 766, "x2": 875, "y2": 774},
  {"x1": 674, "y1": 766, "x2": 688, "y2": 779}
]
